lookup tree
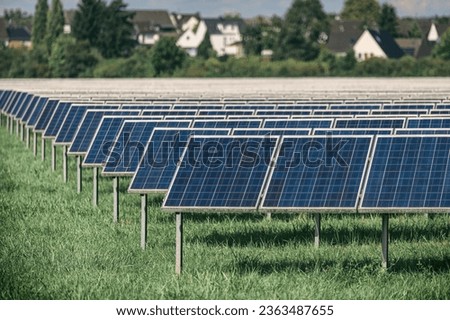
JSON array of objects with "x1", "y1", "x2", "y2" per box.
[
  {"x1": 97, "y1": 0, "x2": 135, "y2": 58},
  {"x1": 32, "y1": 0, "x2": 48, "y2": 47},
  {"x1": 433, "y1": 29, "x2": 450, "y2": 60},
  {"x1": 378, "y1": 4, "x2": 399, "y2": 37},
  {"x1": 48, "y1": 35, "x2": 98, "y2": 77},
  {"x1": 150, "y1": 37, "x2": 186, "y2": 76},
  {"x1": 197, "y1": 31, "x2": 214, "y2": 59},
  {"x1": 72, "y1": 0, "x2": 106, "y2": 49},
  {"x1": 46, "y1": 0, "x2": 65, "y2": 51},
  {"x1": 4, "y1": 9, "x2": 33, "y2": 26},
  {"x1": 408, "y1": 21, "x2": 423, "y2": 38},
  {"x1": 275, "y1": 0, "x2": 329, "y2": 61},
  {"x1": 341, "y1": 0, "x2": 380, "y2": 27}
]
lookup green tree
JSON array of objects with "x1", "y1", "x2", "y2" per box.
[
  {"x1": 433, "y1": 29, "x2": 450, "y2": 60},
  {"x1": 4, "y1": 9, "x2": 33, "y2": 26},
  {"x1": 151, "y1": 37, "x2": 186, "y2": 76},
  {"x1": 341, "y1": 0, "x2": 380, "y2": 27},
  {"x1": 197, "y1": 31, "x2": 214, "y2": 59},
  {"x1": 97, "y1": 0, "x2": 135, "y2": 58},
  {"x1": 48, "y1": 35, "x2": 98, "y2": 77},
  {"x1": 408, "y1": 21, "x2": 423, "y2": 38},
  {"x1": 275, "y1": 0, "x2": 329, "y2": 61},
  {"x1": 46, "y1": 0, "x2": 65, "y2": 51},
  {"x1": 378, "y1": 4, "x2": 399, "y2": 37},
  {"x1": 72, "y1": 0, "x2": 106, "y2": 49},
  {"x1": 32, "y1": 0, "x2": 48, "y2": 47}
]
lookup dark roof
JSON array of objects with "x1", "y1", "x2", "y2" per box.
[
  {"x1": 203, "y1": 17, "x2": 245, "y2": 35},
  {"x1": 0, "y1": 17, "x2": 7, "y2": 41},
  {"x1": 326, "y1": 20, "x2": 363, "y2": 54},
  {"x1": 132, "y1": 10, "x2": 176, "y2": 32},
  {"x1": 64, "y1": 10, "x2": 76, "y2": 26},
  {"x1": 434, "y1": 23, "x2": 450, "y2": 36},
  {"x1": 7, "y1": 26, "x2": 31, "y2": 41},
  {"x1": 416, "y1": 39, "x2": 436, "y2": 59},
  {"x1": 368, "y1": 29, "x2": 404, "y2": 59},
  {"x1": 395, "y1": 38, "x2": 422, "y2": 57},
  {"x1": 397, "y1": 18, "x2": 431, "y2": 38}
]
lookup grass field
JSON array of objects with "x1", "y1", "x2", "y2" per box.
[{"x1": 0, "y1": 124, "x2": 449, "y2": 300}]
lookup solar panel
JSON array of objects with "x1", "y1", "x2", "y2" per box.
[
  {"x1": 395, "y1": 129, "x2": 450, "y2": 135},
  {"x1": 193, "y1": 120, "x2": 262, "y2": 129},
  {"x1": 54, "y1": 105, "x2": 119, "y2": 145},
  {"x1": 314, "y1": 129, "x2": 393, "y2": 135},
  {"x1": 174, "y1": 104, "x2": 223, "y2": 110},
  {"x1": 314, "y1": 110, "x2": 370, "y2": 116},
  {"x1": 102, "y1": 120, "x2": 191, "y2": 176},
  {"x1": 142, "y1": 110, "x2": 196, "y2": 116},
  {"x1": 34, "y1": 99, "x2": 60, "y2": 132},
  {"x1": 334, "y1": 118, "x2": 405, "y2": 129},
  {"x1": 407, "y1": 118, "x2": 450, "y2": 128},
  {"x1": 264, "y1": 119, "x2": 333, "y2": 129},
  {"x1": 277, "y1": 104, "x2": 327, "y2": 110},
  {"x1": 2, "y1": 91, "x2": 18, "y2": 114},
  {"x1": 256, "y1": 110, "x2": 312, "y2": 116},
  {"x1": 25, "y1": 98, "x2": 49, "y2": 127},
  {"x1": 360, "y1": 135, "x2": 450, "y2": 212},
  {"x1": 435, "y1": 104, "x2": 450, "y2": 109},
  {"x1": 162, "y1": 136, "x2": 279, "y2": 211},
  {"x1": 383, "y1": 104, "x2": 433, "y2": 110},
  {"x1": 8, "y1": 92, "x2": 26, "y2": 116},
  {"x1": 43, "y1": 102, "x2": 73, "y2": 138},
  {"x1": 225, "y1": 104, "x2": 275, "y2": 110},
  {"x1": 198, "y1": 110, "x2": 254, "y2": 116},
  {"x1": 330, "y1": 104, "x2": 380, "y2": 110},
  {"x1": 261, "y1": 136, "x2": 373, "y2": 212},
  {"x1": 0, "y1": 90, "x2": 13, "y2": 111},
  {"x1": 232, "y1": 128, "x2": 311, "y2": 135},
  {"x1": 129, "y1": 128, "x2": 231, "y2": 193},
  {"x1": 68, "y1": 110, "x2": 141, "y2": 155},
  {"x1": 14, "y1": 94, "x2": 34, "y2": 120},
  {"x1": 121, "y1": 104, "x2": 172, "y2": 110},
  {"x1": 372, "y1": 110, "x2": 428, "y2": 116}
]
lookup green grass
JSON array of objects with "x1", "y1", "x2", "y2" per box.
[{"x1": 0, "y1": 124, "x2": 449, "y2": 299}]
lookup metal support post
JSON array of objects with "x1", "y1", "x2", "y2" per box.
[
  {"x1": 141, "y1": 194, "x2": 148, "y2": 250},
  {"x1": 175, "y1": 212, "x2": 183, "y2": 275}
]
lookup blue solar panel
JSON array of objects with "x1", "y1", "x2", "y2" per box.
[
  {"x1": 360, "y1": 135, "x2": 450, "y2": 212},
  {"x1": 384, "y1": 104, "x2": 433, "y2": 110},
  {"x1": 54, "y1": 105, "x2": 119, "y2": 145},
  {"x1": 256, "y1": 110, "x2": 312, "y2": 116},
  {"x1": 407, "y1": 118, "x2": 450, "y2": 128},
  {"x1": 165, "y1": 116, "x2": 226, "y2": 120},
  {"x1": 0, "y1": 90, "x2": 13, "y2": 111},
  {"x1": 225, "y1": 105, "x2": 275, "y2": 110},
  {"x1": 68, "y1": 110, "x2": 141, "y2": 154},
  {"x1": 264, "y1": 119, "x2": 333, "y2": 129},
  {"x1": 21, "y1": 96, "x2": 40, "y2": 123},
  {"x1": 314, "y1": 129, "x2": 393, "y2": 135},
  {"x1": 277, "y1": 104, "x2": 327, "y2": 110},
  {"x1": 314, "y1": 110, "x2": 370, "y2": 116},
  {"x1": 435, "y1": 104, "x2": 450, "y2": 109},
  {"x1": 26, "y1": 98, "x2": 49, "y2": 127},
  {"x1": 34, "y1": 100, "x2": 60, "y2": 131},
  {"x1": 83, "y1": 116, "x2": 150, "y2": 167},
  {"x1": 6, "y1": 92, "x2": 25, "y2": 116},
  {"x1": 396, "y1": 129, "x2": 450, "y2": 134},
  {"x1": 162, "y1": 136, "x2": 279, "y2": 210},
  {"x1": 232, "y1": 129, "x2": 311, "y2": 135},
  {"x1": 102, "y1": 120, "x2": 191, "y2": 175},
  {"x1": 372, "y1": 110, "x2": 428, "y2": 116},
  {"x1": 16, "y1": 94, "x2": 34, "y2": 120},
  {"x1": 429, "y1": 110, "x2": 450, "y2": 115},
  {"x1": 198, "y1": 110, "x2": 254, "y2": 116},
  {"x1": 261, "y1": 136, "x2": 373, "y2": 211},
  {"x1": 335, "y1": 118, "x2": 405, "y2": 128},
  {"x1": 330, "y1": 104, "x2": 380, "y2": 110},
  {"x1": 43, "y1": 102, "x2": 72, "y2": 138},
  {"x1": 193, "y1": 120, "x2": 262, "y2": 128},
  {"x1": 2, "y1": 91, "x2": 20, "y2": 114},
  {"x1": 142, "y1": 110, "x2": 196, "y2": 116},
  {"x1": 121, "y1": 104, "x2": 171, "y2": 110},
  {"x1": 129, "y1": 128, "x2": 231, "y2": 192}
]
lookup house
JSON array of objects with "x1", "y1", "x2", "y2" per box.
[
  {"x1": 204, "y1": 18, "x2": 245, "y2": 57},
  {"x1": 353, "y1": 29, "x2": 404, "y2": 61},
  {"x1": 6, "y1": 26, "x2": 32, "y2": 48},
  {"x1": 177, "y1": 17, "x2": 245, "y2": 57},
  {"x1": 416, "y1": 22, "x2": 450, "y2": 58},
  {"x1": 395, "y1": 38, "x2": 422, "y2": 57},
  {"x1": 0, "y1": 17, "x2": 8, "y2": 46},
  {"x1": 63, "y1": 10, "x2": 76, "y2": 34},
  {"x1": 171, "y1": 13, "x2": 201, "y2": 32},
  {"x1": 176, "y1": 18, "x2": 207, "y2": 57},
  {"x1": 132, "y1": 10, "x2": 178, "y2": 46},
  {"x1": 326, "y1": 20, "x2": 363, "y2": 56}
]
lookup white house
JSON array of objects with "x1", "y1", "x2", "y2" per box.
[
  {"x1": 353, "y1": 29, "x2": 404, "y2": 61},
  {"x1": 204, "y1": 18, "x2": 245, "y2": 57},
  {"x1": 176, "y1": 19, "x2": 207, "y2": 57},
  {"x1": 177, "y1": 17, "x2": 245, "y2": 57},
  {"x1": 427, "y1": 22, "x2": 450, "y2": 42}
]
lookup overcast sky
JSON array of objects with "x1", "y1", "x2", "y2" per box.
[{"x1": 1, "y1": 0, "x2": 449, "y2": 18}]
